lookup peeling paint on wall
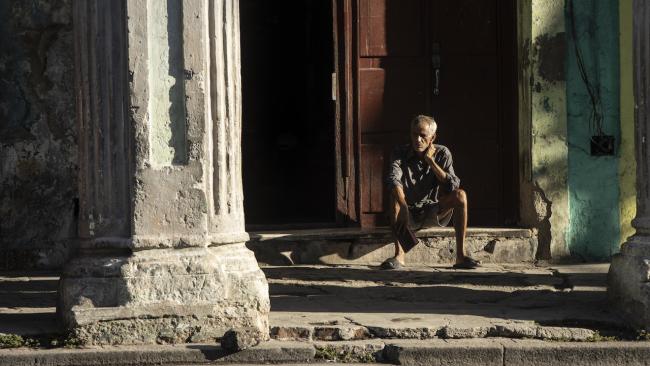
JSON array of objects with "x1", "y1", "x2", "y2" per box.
[
  {"x1": 528, "y1": 0, "x2": 570, "y2": 259},
  {"x1": 619, "y1": 0, "x2": 636, "y2": 245},
  {"x1": 0, "y1": 0, "x2": 76, "y2": 269},
  {"x1": 566, "y1": 0, "x2": 621, "y2": 261},
  {"x1": 537, "y1": 32, "x2": 566, "y2": 83}
]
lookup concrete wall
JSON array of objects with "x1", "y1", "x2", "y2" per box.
[
  {"x1": 565, "y1": 0, "x2": 621, "y2": 260},
  {"x1": 0, "y1": 0, "x2": 76, "y2": 269},
  {"x1": 618, "y1": 0, "x2": 636, "y2": 246},
  {"x1": 524, "y1": 0, "x2": 570, "y2": 259}
]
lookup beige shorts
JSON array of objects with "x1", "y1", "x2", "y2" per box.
[{"x1": 408, "y1": 202, "x2": 453, "y2": 231}]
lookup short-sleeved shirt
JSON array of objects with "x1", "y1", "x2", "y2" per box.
[{"x1": 385, "y1": 144, "x2": 460, "y2": 208}]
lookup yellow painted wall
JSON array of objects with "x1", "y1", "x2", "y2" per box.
[
  {"x1": 531, "y1": 0, "x2": 570, "y2": 258},
  {"x1": 619, "y1": 0, "x2": 636, "y2": 243}
]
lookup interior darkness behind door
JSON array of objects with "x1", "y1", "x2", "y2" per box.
[{"x1": 240, "y1": 1, "x2": 336, "y2": 228}]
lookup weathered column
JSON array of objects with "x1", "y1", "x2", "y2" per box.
[
  {"x1": 608, "y1": 0, "x2": 650, "y2": 329},
  {"x1": 58, "y1": 0, "x2": 270, "y2": 345}
]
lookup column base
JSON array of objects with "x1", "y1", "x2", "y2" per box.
[
  {"x1": 608, "y1": 236, "x2": 650, "y2": 330},
  {"x1": 58, "y1": 243, "x2": 270, "y2": 345}
]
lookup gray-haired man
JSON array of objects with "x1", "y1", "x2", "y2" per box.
[{"x1": 382, "y1": 115, "x2": 479, "y2": 270}]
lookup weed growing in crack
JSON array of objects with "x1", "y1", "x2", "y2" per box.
[{"x1": 315, "y1": 345, "x2": 376, "y2": 363}]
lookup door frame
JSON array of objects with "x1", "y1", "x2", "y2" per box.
[
  {"x1": 333, "y1": 0, "x2": 359, "y2": 226},
  {"x1": 334, "y1": 0, "x2": 526, "y2": 227}
]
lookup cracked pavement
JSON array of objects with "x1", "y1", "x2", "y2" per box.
[
  {"x1": 0, "y1": 263, "x2": 623, "y2": 342},
  {"x1": 265, "y1": 263, "x2": 624, "y2": 340}
]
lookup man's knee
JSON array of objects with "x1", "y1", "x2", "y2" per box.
[{"x1": 454, "y1": 189, "x2": 467, "y2": 207}]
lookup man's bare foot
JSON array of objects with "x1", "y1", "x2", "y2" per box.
[{"x1": 453, "y1": 256, "x2": 480, "y2": 269}]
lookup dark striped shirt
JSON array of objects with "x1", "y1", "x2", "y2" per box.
[{"x1": 385, "y1": 144, "x2": 460, "y2": 207}]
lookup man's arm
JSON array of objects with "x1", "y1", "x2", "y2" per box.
[
  {"x1": 392, "y1": 184, "x2": 408, "y2": 207},
  {"x1": 386, "y1": 148, "x2": 410, "y2": 227},
  {"x1": 424, "y1": 145, "x2": 460, "y2": 194}
]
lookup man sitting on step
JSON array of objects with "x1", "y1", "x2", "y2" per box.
[{"x1": 381, "y1": 115, "x2": 480, "y2": 270}]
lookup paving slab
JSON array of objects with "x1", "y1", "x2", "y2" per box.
[
  {"x1": 384, "y1": 339, "x2": 505, "y2": 366},
  {"x1": 503, "y1": 339, "x2": 650, "y2": 366},
  {"x1": 384, "y1": 339, "x2": 650, "y2": 366}
]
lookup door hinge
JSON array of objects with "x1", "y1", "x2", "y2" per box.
[{"x1": 331, "y1": 73, "x2": 337, "y2": 101}]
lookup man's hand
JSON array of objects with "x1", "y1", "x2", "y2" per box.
[
  {"x1": 424, "y1": 143, "x2": 436, "y2": 163},
  {"x1": 424, "y1": 143, "x2": 448, "y2": 182}
]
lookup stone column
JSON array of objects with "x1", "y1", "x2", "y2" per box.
[
  {"x1": 608, "y1": 0, "x2": 650, "y2": 329},
  {"x1": 58, "y1": 0, "x2": 270, "y2": 345}
]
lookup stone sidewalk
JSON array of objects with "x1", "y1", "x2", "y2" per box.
[
  {"x1": 1, "y1": 263, "x2": 649, "y2": 365},
  {"x1": 265, "y1": 263, "x2": 623, "y2": 341},
  {"x1": 0, "y1": 262, "x2": 624, "y2": 340}
]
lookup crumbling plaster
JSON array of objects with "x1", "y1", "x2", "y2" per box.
[
  {"x1": 0, "y1": 0, "x2": 76, "y2": 269},
  {"x1": 566, "y1": 0, "x2": 621, "y2": 260},
  {"x1": 618, "y1": 0, "x2": 636, "y2": 246},
  {"x1": 520, "y1": 0, "x2": 570, "y2": 259}
]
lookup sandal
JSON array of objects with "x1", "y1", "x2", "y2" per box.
[
  {"x1": 453, "y1": 256, "x2": 481, "y2": 269},
  {"x1": 380, "y1": 257, "x2": 403, "y2": 270}
]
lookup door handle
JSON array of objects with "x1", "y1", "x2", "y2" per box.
[
  {"x1": 434, "y1": 69, "x2": 440, "y2": 96},
  {"x1": 432, "y1": 42, "x2": 440, "y2": 96}
]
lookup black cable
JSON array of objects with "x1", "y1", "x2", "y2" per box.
[{"x1": 567, "y1": 0, "x2": 605, "y2": 139}]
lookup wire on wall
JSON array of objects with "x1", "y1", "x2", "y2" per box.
[{"x1": 567, "y1": 0, "x2": 606, "y2": 139}]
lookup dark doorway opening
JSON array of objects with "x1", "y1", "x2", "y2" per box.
[{"x1": 240, "y1": 1, "x2": 336, "y2": 229}]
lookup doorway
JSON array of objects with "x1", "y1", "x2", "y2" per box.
[
  {"x1": 240, "y1": 1, "x2": 336, "y2": 229},
  {"x1": 343, "y1": 0, "x2": 519, "y2": 227}
]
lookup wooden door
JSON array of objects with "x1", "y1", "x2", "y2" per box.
[{"x1": 352, "y1": 0, "x2": 518, "y2": 227}]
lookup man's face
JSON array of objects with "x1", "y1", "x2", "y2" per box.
[{"x1": 410, "y1": 122, "x2": 435, "y2": 153}]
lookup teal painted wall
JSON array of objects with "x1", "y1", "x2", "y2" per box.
[{"x1": 565, "y1": 0, "x2": 621, "y2": 260}]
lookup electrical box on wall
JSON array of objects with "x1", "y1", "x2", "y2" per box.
[{"x1": 590, "y1": 135, "x2": 615, "y2": 156}]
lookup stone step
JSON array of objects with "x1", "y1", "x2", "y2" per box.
[
  {"x1": 248, "y1": 227, "x2": 537, "y2": 266},
  {"x1": 269, "y1": 321, "x2": 604, "y2": 342}
]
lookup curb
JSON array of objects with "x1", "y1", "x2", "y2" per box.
[
  {"x1": 0, "y1": 341, "x2": 314, "y2": 366},
  {"x1": 385, "y1": 339, "x2": 650, "y2": 366},
  {"x1": 1, "y1": 338, "x2": 650, "y2": 366}
]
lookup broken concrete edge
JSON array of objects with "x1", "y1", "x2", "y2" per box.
[
  {"x1": 2, "y1": 339, "x2": 650, "y2": 366},
  {"x1": 271, "y1": 323, "x2": 612, "y2": 342}
]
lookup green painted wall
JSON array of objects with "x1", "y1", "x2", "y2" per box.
[
  {"x1": 565, "y1": 0, "x2": 621, "y2": 260},
  {"x1": 618, "y1": 0, "x2": 636, "y2": 245}
]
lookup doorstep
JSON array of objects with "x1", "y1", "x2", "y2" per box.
[{"x1": 246, "y1": 227, "x2": 537, "y2": 266}]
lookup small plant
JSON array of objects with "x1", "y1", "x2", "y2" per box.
[
  {"x1": 63, "y1": 335, "x2": 82, "y2": 348},
  {"x1": 585, "y1": 332, "x2": 617, "y2": 342},
  {"x1": 636, "y1": 330, "x2": 650, "y2": 341},
  {"x1": 22, "y1": 337, "x2": 40, "y2": 348},
  {"x1": 315, "y1": 345, "x2": 376, "y2": 363},
  {"x1": 0, "y1": 333, "x2": 25, "y2": 348}
]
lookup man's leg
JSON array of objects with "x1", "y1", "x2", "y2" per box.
[
  {"x1": 438, "y1": 189, "x2": 470, "y2": 265},
  {"x1": 388, "y1": 195, "x2": 406, "y2": 265}
]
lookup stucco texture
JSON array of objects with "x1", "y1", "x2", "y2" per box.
[
  {"x1": 566, "y1": 0, "x2": 621, "y2": 260},
  {"x1": 618, "y1": 0, "x2": 636, "y2": 245},
  {"x1": 0, "y1": 0, "x2": 77, "y2": 269},
  {"x1": 530, "y1": 0, "x2": 570, "y2": 259}
]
